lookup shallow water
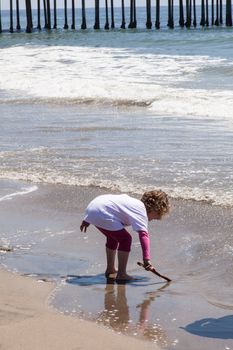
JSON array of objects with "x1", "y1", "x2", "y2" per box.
[
  {"x1": 0, "y1": 181, "x2": 233, "y2": 349},
  {"x1": 1, "y1": 103, "x2": 233, "y2": 207},
  {"x1": 1, "y1": 11, "x2": 233, "y2": 206}
]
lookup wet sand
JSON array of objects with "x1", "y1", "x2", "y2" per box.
[
  {"x1": 0, "y1": 180, "x2": 233, "y2": 350},
  {"x1": 0, "y1": 267, "x2": 158, "y2": 350}
]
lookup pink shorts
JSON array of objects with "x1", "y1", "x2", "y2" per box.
[{"x1": 96, "y1": 227, "x2": 132, "y2": 252}]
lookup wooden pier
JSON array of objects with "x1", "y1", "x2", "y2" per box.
[{"x1": 0, "y1": 0, "x2": 232, "y2": 33}]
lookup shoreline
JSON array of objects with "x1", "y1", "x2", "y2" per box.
[
  {"x1": 1, "y1": 179, "x2": 233, "y2": 350},
  {"x1": 0, "y1": 267, "x2": 158, "y2": 350}
]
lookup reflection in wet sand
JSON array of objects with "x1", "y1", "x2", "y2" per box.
[{"x1": 95, "y1": 282, "x2": 170, "y2": 346}]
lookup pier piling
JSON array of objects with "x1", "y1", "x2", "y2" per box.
[
  {"x1": 64, "y1": 0, "x2": 69, "y2": 29},
  {"x1": 220, "y1": 0, "x2": 223, "y2": 23},
  {"x1": 37, "y1": 0, "x2": 41, "y2": 29},
  {"x1": 16, "y1": 0, "x2": 21, "y2": 30},
  {"x1": 25, "y1": 0, "x2": 33, "y2": 32},
  {"x1": 128, "y1": 0, "x2": 133, "y2": 28},
  {"x1": 211, "y1": 0, "x2": 214, "y2": 24},
  {"x1": 71, "y1": 0, "x2": 75, "y2": 29},
  {"x1": 200, "y1": 0, "x2": 205, "y2": 26},
  {"x1": 215, "y1": 0, "x2": 219, "y2": 25},
  {"x1": 193, "y1": 0, "x2": 197, "y2": 26},
  {"x1": 206, "y1": 0, "x2": 209, "y2": 26},
  {"x1": 43, "y1": 0, "x2": 48, "y2": 29},
  {"x1": 111, "y1": 0, "x2": 115, "y2": 28},
  {"x1": 46, "y1": 0, "x2": 51, "y2": 29},
  {"x1": 94, "y1": 0, "x2": 100, "y2": 29},
  {"x1": 0, "y1": 0, "x2": 233, "y2": 33},
  {"x1": 155, "y1": 0, "x2": 160, "y2": 28},
  {"x1": 146, "y1": 0, "x2": 152, "y2": 29},
  {"x1": 105, "y1": 0, "x2": 110, "y2": 29},
  {"x1": 179, "y1": 0, "x2": 185, "y2": 27},
  {"x1": 81, "y1": 0, "x2": 87, "y2": 29},
  {"x1": 226, "y1": 0, "x2": 232, "y2": 25},
  {"x1": 167, "y1": 0, "x2": 174, "y2": 28},
  {"x1": 10, "y1": 0, "x2": 13, "y2": 32},
  {"x1": 128, "y1": 0, "x2": 137, "y2": 28},
  {"x1": 185, "y1": 0, "x2": 191, "y2": 27},
  {"x1": 121, "y1": 0, "x2": 126, "y2": 28},
  {"x1": 53, "y1": 0, "x2": 57, "y2": 29}
]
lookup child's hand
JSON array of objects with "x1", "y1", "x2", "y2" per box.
[
  {"x1": 138, "y1": 261, "x2": 171, "y2": 282},
  {"x1": 80, "y1": 220, "x2": 90, "y2": 232},
  {"x1": 143, "y1": 259, "x2": 153, "y2": 271}
]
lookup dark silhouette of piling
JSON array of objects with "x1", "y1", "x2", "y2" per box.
[
  {"x1": 128, "y1": 0, "x2": 137, "y2": 28},
  {"x1": 53, "y1": 0, "x2": 57, "y2": 29},
  {"x1": 185, "y1": 0, "x2": 191, "y2": 27},
  {"x1": 216, "y1": 0, "x2": 223, "y2": 25},
  {"x1": 190, "y1": 0, "x2": 193, "y2": 26},
  {"x1": 121, "y1": 0, "x2": 126, "y2": 29},
  {"x1": 16, "y1": 0, "x2": 21, "y2": 30},
  {"x1": 29, "y1": 0, "x2": 33, "y2": 31},
  {"x1": 206, "y1": 0, "x2": 209, "y2": 26},
  {"x1": 155, "y1": 0, "x2": 160, "y2": 28},
  {"x1": 146, "y1": 0, "x2": 152, "y2": 29},
  {"x1": 129, "y1": 0, "x2": 133, "y2": 28},
  {"x1": 200, "y1": 0, "x2": 205, "y2": 26},
  {"x1": 215, "y1": 0, "x2": 219, "y2": 25},
  {"x1": 43, "y1": 0, "x2": 48, "y2": 29},
  {"x1": 226, "y1": 0, "x2": 232, "y2": 25},
  {"x1": 10, "y1": 0, "x2": 13, "y2": 32},
  {"x1": 167, "y1": 0, "x2": 174, "y2": 28},
  {"x1": 37, "y1": 0, "x2": 41, "y2": 30},
  {"x1": 179, "y1": 0, "x2": 185, "y2": 27},
  {"x1": 220, "y1": 0, "x2": 223, "y2": 23},
  {"x1": 193, "y1": 0, "x2": 197, "y2": 26},
  {"x1": 105, "y1": 0, "x2": 110, "y2": 29},
  {"x1": 133, "y1": 0, "x2": 137, "y2": 28},
  {"x1": 81, "y1": 0, "x2": 87, "y2": 29},
  {"x1": 94, "y1": 0, "x2": 100, "y2": 29},
  {"x1": 46, "y1": 0, "x2": 51, "y2": 29},
  {"x1": 71, "y1": 0, "x2": 75, "y2": 29},
  {"x1": 211, "y1": 0, "x2": 214, "y2": 24},
  {"x1": 64, "y1": 0, "x2": 69, "y2": 29},
  {"x1": 111, "y1": 0, "x2": 115, "y2": 28},
  {"x1": 1, "y1": 0, "x2": 233, "y2": 34},
  {"x1": 25, "y1": 0, "x2": 33, "y2": 33}
]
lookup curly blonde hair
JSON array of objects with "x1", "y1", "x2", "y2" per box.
[{"x1": 141, "y1": 190, "x2": 170, "y2": 215}]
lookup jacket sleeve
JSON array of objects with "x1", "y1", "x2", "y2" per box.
[{"x1": 138, "y1": 230, "x2": 151, "y2": 260}]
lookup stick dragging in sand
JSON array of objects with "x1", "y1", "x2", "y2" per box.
[{"x1": 137, "y1": 262, "x2": 172, "y2": 282}]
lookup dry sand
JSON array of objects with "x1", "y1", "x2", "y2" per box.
[{"x1": 0, "y1": 267, "x2": 159, "y2": 350}]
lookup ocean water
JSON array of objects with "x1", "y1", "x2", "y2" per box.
[
  {"x1": 1, "y1": 6, "x2": 233, "y2": 349},
  {"x1": 0, "y1": 7, "x2": 233, "y2": 207}
]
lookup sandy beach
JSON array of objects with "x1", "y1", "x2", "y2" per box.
[
  {"x1": 1, "y1": 181, "x2": 233, "y2": 350},
  {"x1": 0, "y1": 267, "x2": 159, "y2": 350}
]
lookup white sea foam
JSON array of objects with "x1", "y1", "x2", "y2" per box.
[
  {"x1": 0, "y1": 40, "x2": 232, "y2": 209},
  {"x1": 0, "y1": 184, "x2": 38, "y2": 202},
  {"x1": 150, "y1": 88, "x2": 233, "y2": 122},
  {"x1": 0, "y1": 169, "x2": 232, "y2": 207},
  {"x1": 1, "y1": 45, "x2": 233, "y2": 122}
]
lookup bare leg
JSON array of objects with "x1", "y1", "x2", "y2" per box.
[
  {"x1": 116, "y1": 250, "x2": 133, "y2": 281},
  {"x1": 105, "y1": 247, "x2": 117, "y2": 277}
]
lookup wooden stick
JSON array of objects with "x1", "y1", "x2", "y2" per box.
[{"x1": 137, "y1": 262, "x2": 171, "y2": 282}]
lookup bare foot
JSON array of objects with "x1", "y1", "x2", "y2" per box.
[
  {"x1": 116, "y1": 273, "x2": 134, "y2": 281},
  {"x1": 105, "y1": 269, "x2": 117, "y2": 279}
]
